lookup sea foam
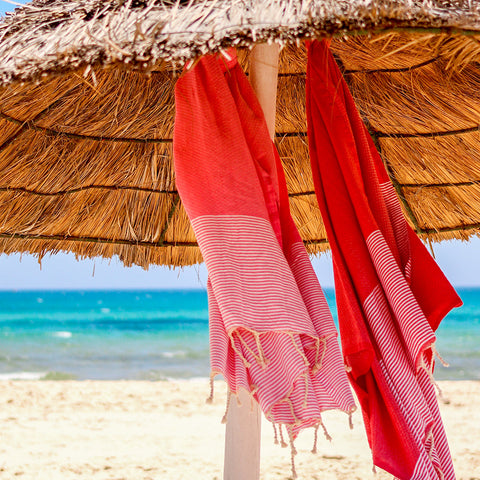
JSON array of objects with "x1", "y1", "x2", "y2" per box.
[
  {"x1": 52, "y1": 331, "x2": 72, "y2": 338},
  {"x1": 0, "y1": 371, "x2": 47, "y2": 380}
]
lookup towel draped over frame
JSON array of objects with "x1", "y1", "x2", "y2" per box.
[
  {"x1": 173, "y1": 50, "x2": 356, "y2": 441},
  {"x1": 173, "y1": 41, "x2": 461, "y2": 479},
  {"x1": 306, "y1": 40, "x2": 462, "y2": 480}
]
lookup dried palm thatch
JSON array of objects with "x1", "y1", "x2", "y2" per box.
[{"x1": 0, "y1": 1, "x2": 480, "y2": 268}]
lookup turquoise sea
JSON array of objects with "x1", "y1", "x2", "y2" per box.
[{"x1": 0, "y1": 288, "x2": 477, "y2": 381}]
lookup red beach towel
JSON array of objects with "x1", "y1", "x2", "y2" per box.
[
  {"x1": 173, "y1": 50, "x2": 355, "y2": 442},
  {"x1": 306, "y1": 40, "x2": 462, "y2": 480}
]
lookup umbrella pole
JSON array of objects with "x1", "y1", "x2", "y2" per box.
[
  {"x1": 249, "y1": 43, "x2": 280, "y2": 140},
  {"x1": 223, "y1": 43, "x2": 279, "y2": 480}
]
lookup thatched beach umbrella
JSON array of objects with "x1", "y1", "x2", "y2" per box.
[
  {"x1": 1, "y1": 0, "x2": 480, "y2": 269},
  {"x1": 1, "y1": 0, "x2": 480, "y2": 478}
]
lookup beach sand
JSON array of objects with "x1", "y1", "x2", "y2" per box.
[{"x1": 0, "y1": 380, "x2": 478, "y2": 479}]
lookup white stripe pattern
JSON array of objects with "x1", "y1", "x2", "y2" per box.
[
  {"x1": 194, "y1": 215, "x2": 355, "y2": 435},
  {"x1": 364, "y1": 276, "x2": 455, "y2": 479},
  {"x1": 366, "y1": 230, "x2": 436, "y2": 370}
]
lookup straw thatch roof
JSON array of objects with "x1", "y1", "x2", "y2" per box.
[{"x1": 1, "y1": 1, "x2": 480, "y2": 268}]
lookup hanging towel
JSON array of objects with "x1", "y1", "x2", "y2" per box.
[
  {"x1": 173, "y1": 50, "x2": 355, "y2": 440},
  {"x1": 306, "y1": 39, "x2": 462, "y2": 480}
]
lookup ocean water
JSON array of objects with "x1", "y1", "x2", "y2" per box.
[{"x1": 0, "y1": 288, "x2": 477, "y2": 381}]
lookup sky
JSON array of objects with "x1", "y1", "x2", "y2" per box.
[
  {"x1": 0, "y1": 0, "x2": 19, "y2": 14},
  {"x1": 0, "y1": 237, "x2": 479, "y2": 290},
  {"x1": 0, "y1": 0, "x2": 479, "y2": 290}
]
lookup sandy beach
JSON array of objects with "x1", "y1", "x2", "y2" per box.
[{"x1": 0, "y1": 380, "x2": 478, "y2": 480}]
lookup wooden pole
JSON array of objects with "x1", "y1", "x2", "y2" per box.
[
  {"x1": 223, "y1": 43, "x2": 279, "y2": 480},
  {"x1": 223, "y1": 389, "x2": 262, "y2": 480},
  {"x1": 249, "y1": 43, "x2": 280, "y2": 141}
]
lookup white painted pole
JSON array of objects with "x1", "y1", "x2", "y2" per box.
[
  {"x1": 223, "y1": 389, "x2": 262, "y2": 480},
  {"x1": 223, "y1": 43, "x2": 280, "y2": 480}
]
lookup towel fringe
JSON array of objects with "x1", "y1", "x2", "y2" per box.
[
  {"x1": 282, "y1": 397, "x2": 301, "y2": 425},
  {"x1": 235, "y1": 392, "x2": 243, "y2": 407},
  {"x1": 206, "y1": 372, "x2": 215, "y2": 404},
  {"x1": 218, "y1": 330, "x2": 356, "y2": 478},
  {"x1": 238, "y1": 333, "x2": 262, "y2": 367},
  {"x1": 288, "y1": 429, "x2": 298, "y2": 480},
  {"x1": 432, "y1": 343, "x2": 449, "y2": 367},
  {"x1": 425, "y1": 427, "x2": 446, "y2": 480},
  {"x1": 311, "y1": 423, "x2": 319, "y2": 454},
  {"x1": 229, "y1": 328, "x2": 336, "y2": 375},
  {"x1": 319, "y1": 418, "x2": 332, "y2": 442},
  {"x1": 288, "y1": 332, "x2": 309, "y2": 367},
  {"x1": 272, "y1": 422, "x2": 279, "y2": 445},
  {"x1": 312, "y1": 337, "x2": 328, "y2": 374},
  {"x1": 425, "y1": 428, "x2": 434, "y2": 459},
  {"x1": 420, "y1": 353, "x2": 446, "y2": 402},
  {"x1": 229, "y1": 330, "x2": 273, "y2": 369},
  {"x1": 229, "y1": 333, "x2": 251, "y2": 369},
  {"x1": 279, "y1": 423, "x2": 288, "y2": 448},
  {"x1": 221, "y1": 389, "x2": 231, "y2": 424},
  {"x1": 249, "y1": 384, "x2": 259, "y2": 411}
]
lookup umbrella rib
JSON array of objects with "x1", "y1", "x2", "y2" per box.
[
  {"x1": 290, "y1": 180, "x2": 480, "y2": 195},
  {"x1": 275, "y1": 132, "x2": 307, "y2": 138},
  {"x1": 277, "y1": 56, "x2": 439, "y2": 77},
  {"x1": 289, "y1": 191, "x2": 316, "y2": 197},
  {"x1": 0, "y1": 185, "x2": 177, "y2": 196},
  {"x1": 0, "y1": 232, "x2": 196, "y2": 248},
  {"x1": 275, "y1": 126, "x2": 480, "y2": 139},
  {"x1": 343, "y1": 56, "x2": 439, "y2": 75},
  {"x1": 420, "y1": 223, "x2": 480, "y2": 234},
  {"x1": 0, "y1": 119, "x2": 28, "y2": 154},
  {"x1": 0, "y1": 231, "x2": 330, "y2": 248},
  {"x1": 0, "y1": 83, "x2": 82, "y2": 153},
  {"x1": 12, "y1": 183, "x2": 478, "y2": 198},
  {"x1": 0, "y1": 112, "x2": 172, "y2": 144},
  {"x1": 374, "y1": 124, "x2": 480, "y2": 138},
  {"x1": 1, "y1": 229, "x2": 478, "y2": 248},
  {"x1": 157, "y1": 194, "x2": 180, "y2": 243},
  {"x1": 1, "y1": 110, "x2": 308, "y2": 143},
  {"x1": 303, "y1": 239, "x2": 329, "y2": 245},
  {"x1": 402, "y1": 181, "x2": 480, "y2": 188}
]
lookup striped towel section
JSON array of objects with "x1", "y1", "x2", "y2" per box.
[
  {"x1": 306, "y1": 39, "x2": 462, "y2": 480},
  {"x1": 173, "y1": 49, "x2": 355, "y2": 442}
]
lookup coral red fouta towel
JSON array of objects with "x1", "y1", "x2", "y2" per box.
[
  {"x1": 173, "y1": 50, "x2": 355, "y2": 440},
  {"x1": 306, "y1": 40, "x2": 462, "y2": 480}
]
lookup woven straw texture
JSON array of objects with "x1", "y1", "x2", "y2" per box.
[{"x1": 0, "y1": 0, "x2": 480, "y2": 267}]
